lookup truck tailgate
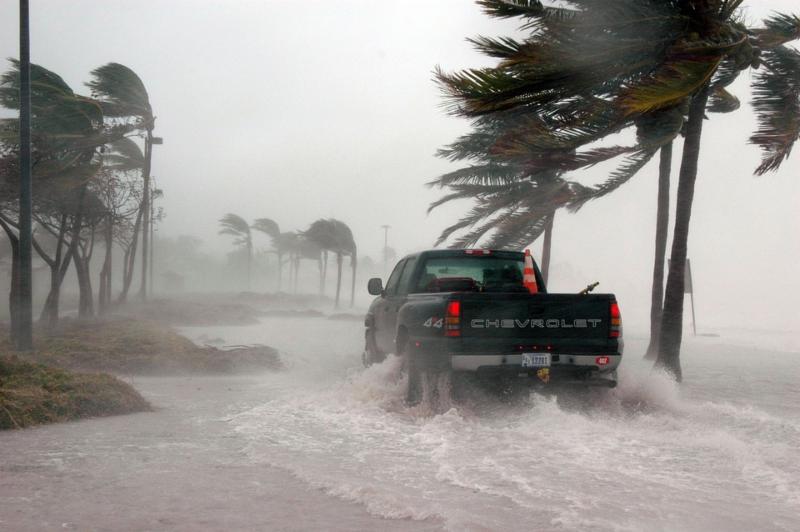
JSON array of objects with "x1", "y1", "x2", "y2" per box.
[{"x1": 458, "y1": 293, "x2": 616, "y2": 352}]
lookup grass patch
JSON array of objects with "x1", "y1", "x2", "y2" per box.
[
  {"x1": 0, "y1": 355, "x2": 150, "y2": 430},
  {"x1": 0, "y1": 319, "x2": 282, "y2": 375},
  {"x1": 112, "y1": 298, "x2": 262, "y2": 326}
]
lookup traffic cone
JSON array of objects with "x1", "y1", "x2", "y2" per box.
[{"x1": 523, "y1": 249, "x2": 538, "y2": 294}]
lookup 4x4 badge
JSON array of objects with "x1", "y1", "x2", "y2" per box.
[{"x1": 423, "y1": 317, "x2": 443, "y2": 329}]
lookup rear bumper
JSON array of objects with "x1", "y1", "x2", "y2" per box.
[{"x1": 450, "y1": 353, "x2": 621, "y2": 373}]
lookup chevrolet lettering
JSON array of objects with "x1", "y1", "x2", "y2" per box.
[{"x1": 470, "y1": 318, "x2": 603, "y2": 329}]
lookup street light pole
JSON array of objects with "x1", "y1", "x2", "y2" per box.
[
  {"x1": 16, "y1": 0, "x2": 33, "y2": 350},
  {"x1": 381, "y1": 224, "x2": 390, "y2": 272}
]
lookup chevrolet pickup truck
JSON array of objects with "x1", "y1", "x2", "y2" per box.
[{"x1": 364, "y1": 249, "x2": 622, "y2": 403}]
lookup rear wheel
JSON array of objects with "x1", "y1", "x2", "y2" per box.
[{"x1": 402, "y1": 337, "x2": 452, "y2": 409}]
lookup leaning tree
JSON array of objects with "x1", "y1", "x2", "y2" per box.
[{"x1": 219, "y1": 213, "x2": 253, "y2": 290}]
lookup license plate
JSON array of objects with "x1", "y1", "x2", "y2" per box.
[{"x1": 521, "y1": 353, "x2": 551, "y2": 368}]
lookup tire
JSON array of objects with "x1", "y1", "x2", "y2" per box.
[
  {"x1": 362, "y1": 329, "x2": 383, "y2": 367},
  {"x1": 396, "y1": 331, "x2": 422, "y2": 405}
]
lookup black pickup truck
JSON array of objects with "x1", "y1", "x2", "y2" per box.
[{"x1": 364, "y1": 249, "x2": 622, "y2": 403}]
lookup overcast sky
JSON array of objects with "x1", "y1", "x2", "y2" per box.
[{"x1": 1, "y1": 1, "x2": 798, "y2": 332}]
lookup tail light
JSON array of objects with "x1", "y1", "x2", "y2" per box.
[
  {"x1": 609, "y1": 300, "x2": 622, "y2": 338},
  {"x1": 445, "y1": 300, "x2": 461, "y2": 337}
]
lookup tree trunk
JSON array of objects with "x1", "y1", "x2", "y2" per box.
[
  {"x1": 98, "y1": 217, "x2": 113, "y2": 315},
  {"x1": 75, "y1": 255, "x2": 94, "y2": 319},
  {"x1": 656, "y1": 90, "x2": 710, "y2": 381},
  {"x1": 139, "y1": 131, "x2": 152, "y2": 301},
  {"x1": 645, "y1": 142, "x2": 673, "y2": 360},
  {"x1": 36, "y1": 214, "x2": 70, "y2": 330},
  {"x1": 75, "y1": 231, "x2": 95, "y2": 320},
  {"x1": 540, "y1": 211, "x2": 554, "y2": 285},
  {"x1": 321, "y1": 250, "x2": 328, "y2": 295},
  {"x1": 119, "y1": 204, "x2": 144, "y2": 303},
  {"x1": 40, "y1": 248, "x2": 72, "y2": 330},
  {"x1": 334, "y1": 252, "x2": 343, "y2": 308},
  {"x1": 246, "y1": 239, "x2": 252, "y2": 291},
  {"x1": 293, "y1": 255, "x2": 300, "y2": 294},
  {"x1": 350, "y1": 254, "x2": 357, "y2": 308},
  {"x1": 277, "y1": 252, "x2": 283, "y2": 291},
  {"x1": 7, "y1": 237, "x2": 20, "y2": 345},
  {"x1": 0, "y1": 218, "x2": 20, "y2": 343}
]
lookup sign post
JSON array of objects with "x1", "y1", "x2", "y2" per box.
[{"x1": 685, "y1": 258, "x2": 696, "y2": 336}]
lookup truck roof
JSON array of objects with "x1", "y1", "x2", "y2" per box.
[{"x1": 401, "y1": 249, "x2": 525, "y2": 261}]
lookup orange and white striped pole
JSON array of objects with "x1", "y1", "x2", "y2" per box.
[{"x1": 523, "y1": 249, "x2": 538, "y2": 294}]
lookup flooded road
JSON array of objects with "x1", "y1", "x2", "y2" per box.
[{"x1": 2, "y1": 316, "x2": 800, "y2": 531}]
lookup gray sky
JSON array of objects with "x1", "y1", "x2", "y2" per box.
[{"x1": 1, "y1": 1, "x2": 798, "y2": 331}]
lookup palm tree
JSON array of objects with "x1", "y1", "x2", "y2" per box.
[
  {"x1": 251, "y1": 217, "x2": 282, "y2": 289},
  {"x1": 87, "y1": 63, "x2": 155, "y2": 301},
  {"x1": 304, "y1": 219, "x2": 357, "y2": 308},
  {"x1": 436, "y1": 1, "x2": 800, "y2": 379},
  {"x1": 219, "y1": 213, "x2": 253, "y2": 290}
]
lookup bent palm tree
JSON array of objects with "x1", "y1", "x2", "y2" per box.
[
  {"x1": 87, "y1": 63, "x2": 155, "y2": 300},
  {"x1": 219, "y1": 213, "x2": 253, "y2": 290},
  {"x1": 304, "y1": 219, "x2": 357, "y2": 308},
  {"x1": 252, "y1": 217, "x2": 283, "y2": 289},
  {"x1": 436, "y1": 0, "x2": 800, "y2": 380}
]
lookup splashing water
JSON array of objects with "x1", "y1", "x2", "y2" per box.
[{"x1": 180, "y1": 317, "x2": 800, "y2": 532}]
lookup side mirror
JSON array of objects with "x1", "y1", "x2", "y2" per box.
[{"x1": 367, "y1": 278, "x2": 384, "y2": 296}]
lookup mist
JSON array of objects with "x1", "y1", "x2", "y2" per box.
[{"x1": 0, "y1": 1, "x2": 795, "y2": 333}]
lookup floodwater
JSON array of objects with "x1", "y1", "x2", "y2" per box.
[{"x1": 2, "y1": 316, "x2": 799, "y2": 531}]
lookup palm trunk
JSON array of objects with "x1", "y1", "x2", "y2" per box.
[
  {"x1": 321, "y1": 250, "x2": 328, "y2": 295},
  {"x1": 317, "y1": 256, "x2": 323, "y2": 295},
  {"x1": 277, "y1": 251, "x2": 283, "y2": 291},
  {"x1": 350, "y1": 254, "x2": 357, "y2": 308},
  {"x1": 246, "y1": 239, "x2": 252, "y2": 291},
  {"x1": 656, "y1": 90, "x2": 710, "y2": 381},
  {"x1": 293, "y1": 256, "x2": 300, "y2": 294},
  {"x1": 334, "y1": 252, "x2": 343, "y2": 309},
  {"x1": 541, "y1": 211, "x2": 554, "y2": 285},
  {"x1": 645, "y1": 142, "x2": 673, "y2": 360}
]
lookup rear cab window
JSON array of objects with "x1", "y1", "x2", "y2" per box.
[{"x1": 413, "y1": 253, "x2": 544, "y2": 293}]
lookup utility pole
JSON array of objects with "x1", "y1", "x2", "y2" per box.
[
  {"x1": 149, "y1": 180, "x2": 155, "y2": 296},
  {"x1": 16, "y1": 0, "x2": 33, "y2": 350},
  {"x1": 381, "y1": 224, "x2": 390, "y2": 272},
  {"x1": 139, "y1": 133, "x2": 161, "y2": 300}
]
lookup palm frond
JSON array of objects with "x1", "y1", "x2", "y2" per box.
[
  {"x1": 754, "y1": 12, "x2": 800, "y2": 49},
  {"x1": 617, "y1": 56, "x2": 721, "y2": 116},
  {"x1": 252, "y1": 218, "x2": 281, "y2": 239},
  {"x1": 707, "y1": 86, "x2": 740, "y2": 113},
  {"x1": 219, "y1": 213, "x2": 251, "y2": 237},
  {"x1": 86, "y1": 63, "x2": 152, "y2": 121},
  {"x1": 569, "y1": 148, "x2": 658, "y2": 211},
  {"x1": 749, "y1": 45, "x2": 800, "y2": 175}
]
